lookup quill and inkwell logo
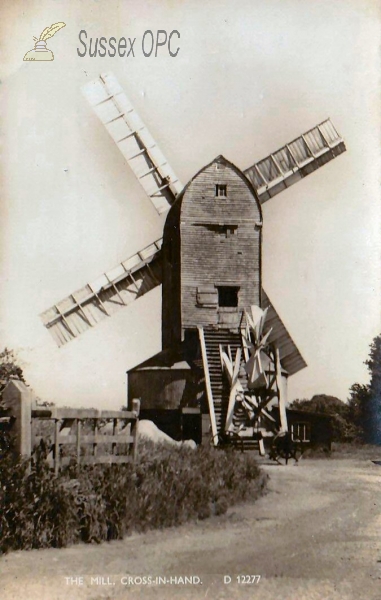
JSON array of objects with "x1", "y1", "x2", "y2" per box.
[{"x1": 23, "y1": 22, "x2": 66, "y2": 61}]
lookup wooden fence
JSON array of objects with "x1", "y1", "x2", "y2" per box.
[{"x1": 0, "y1": 380, "x2": 140, "y2": 473}]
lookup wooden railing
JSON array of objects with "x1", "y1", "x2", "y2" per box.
[{"x1": 1, "y1": 380, "x2": 140, "y2": 472}]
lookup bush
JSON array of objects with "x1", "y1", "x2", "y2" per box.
[{"x1": 0, "y1": 439, "x2": 267, "y2": 554}]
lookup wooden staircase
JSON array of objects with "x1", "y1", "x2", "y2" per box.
[{"x1": 198, "y1": 327, "x2": 260, "y2": 451}]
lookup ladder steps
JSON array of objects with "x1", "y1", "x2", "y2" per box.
[{"x1": 199, "y1": 327, "x2": 257, "y2": 451}]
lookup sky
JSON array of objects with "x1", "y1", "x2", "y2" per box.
[{"x1": 0, "y1": 0, "x2": 380, "y2": 409}]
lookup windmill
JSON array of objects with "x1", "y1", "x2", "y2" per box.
[{"x1": 40, "y1": 73, "x2": 346, "y2": 449}]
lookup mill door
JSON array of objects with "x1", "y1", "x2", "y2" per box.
[{"x1": 216, "y1": 286, "x2": 240, "y2": 328}]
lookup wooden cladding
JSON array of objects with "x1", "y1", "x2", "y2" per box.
[{"x1": 175, "y1": 156, "x2": 262, "y2": 335}]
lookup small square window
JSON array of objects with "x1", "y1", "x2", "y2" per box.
[
  {"x1": 217, "y1": 286, "x2": 239, "y2": 307},
  {"x1": 215, "y1": 184, "x2": 227, "y2": 197},
  {"x1": 225, "y1": 226, "x2": 236, "y2": 237}
]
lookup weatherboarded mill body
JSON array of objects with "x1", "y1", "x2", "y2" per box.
[{"x1": 162, "y1": 155, "x2": 262, "y2": 345}]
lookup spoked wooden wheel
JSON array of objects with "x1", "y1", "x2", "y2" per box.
[
  {"x1": 274, "y1": 445, "x2": 300, "y2": 465},
  {"x1": 269, "y1": 435, "x2": 302, "y2": 465}
]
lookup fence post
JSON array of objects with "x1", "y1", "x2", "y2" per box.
[
  {"x1": 76, "y1": 420, "x2": 81, "y2": 467},
  {"x1": 2, "y1": 380, "x2": 33, "y2": 459},
  {"x1": 131, "y1": 398, "x2": 140, "y2": 463},
  {"x1": 54, "y1": 419, "x2": 60, "y2": 475}
]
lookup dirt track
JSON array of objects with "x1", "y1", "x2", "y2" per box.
[{"x1": 1, "y1": 457, "x2": 381, "y2": 600}]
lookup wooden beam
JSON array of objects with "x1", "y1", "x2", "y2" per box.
[
  {"x1": 270, "y1": 154, "x2": 284, "y2": 176},
  {"x1": 54, "y1": 419, "x2": 60, "y2": 475},
  {"x1": 71, "y1": 294, "x2": 93, "y2": 327},
  {"x1": 275, "y1": 347, "x2": 288, "y2": 432},
  {"x1": 254, "y1": 164, "x2": 267, "y2": 185},
  {"x1": 54, "y1": 305, "x2": 77, "y2": 338},
  {"x1": 88, "y1": 284, "x2": 111, "y2": 316},
  {"x1": 198, "y1": 327, "x2": 218, "y2": 445},
  {"x1": 76, "y1": 420, "x2": 81, "y2": 465},
  {"x1": 104, "y1": 274, "x2": 127, "y2": 306},
  {"x1": 301, "y1": 134, "x2": 315, "y2": 158},
  {"x1": 285, "y1": 143, "x2": 300, "y2": 167}
]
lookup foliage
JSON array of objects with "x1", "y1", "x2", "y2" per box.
[
  {"x1": 289, "y1": 394, "x2": 358, "y2": 442},
  {"x1": 0, "y1": 439, "x2": 267, "y2": 554},
  {"x1": 0, "y1": 348, "x2": 25, "y2": 397},
  {"x1": 0, "y1": 446, "x2": 78, "y2": 552},
  {"x1": 347, "y1": 334, "x2": 381, "y2": 444},
  {"x1": 290, "y1": 334, "x2": 381, "y2": 445},
  {"x1": 346, "y1": 383, "x2": 372, "y2": 441}
]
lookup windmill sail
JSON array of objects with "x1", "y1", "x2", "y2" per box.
[
  {"x1": 82, "y1": 73, "x2": 183, "y2": 215},
  {"x1": 40, "y1": 239, "x2": 163, "y2": 346},
  {"x1": 244, "y1": 119, "x2": 346, "y2": 203},
  {"x1": 261, "y1": 291, "x2": 307, "y2": 376}
]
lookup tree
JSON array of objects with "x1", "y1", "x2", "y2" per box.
[
  {"x1": 348, "y1": 334, "x2": 381, "y2": 444},
  {"x1": 0, "y1": 348, "x2": 25, "y2": 396},
  {"x1": 347, "y1": 383, "x2": 371, "y2": 441},
  {"x1": 366, "y1": 335, "x2": 381, "y2": 436},
  {"x1": 290, "y1": 394, "x2": 346, "y2": 415}
]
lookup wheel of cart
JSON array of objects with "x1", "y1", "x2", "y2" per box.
[{"x1": 269, "y1": 431, "x2": 303, "y2": 465}]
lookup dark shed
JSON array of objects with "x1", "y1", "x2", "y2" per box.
[
  {"x1": 127, "y1": 347, "x2": 200, "y2": 411},
  {"x1": 286, "y1": 409, "x2": 332, "y2": 450}
]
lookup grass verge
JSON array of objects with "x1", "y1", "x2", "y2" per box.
[
  {"x1": 300, "y1": 442, "x2": 381, "y2": 460},
  {"x1": 0, "y1": 439, "x2": 267, "y2": 553}
]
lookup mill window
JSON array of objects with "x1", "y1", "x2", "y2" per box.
[
  {"x1": 215, "y1": 184, "x2": 227, "y2": 197},
  {"x1": 225, "y1": 226, "x2": 236, "y2": 237},
  {"x1": 217, "y1": 286, "x2": 239, "y2": 307},
  {"x1": 291, "y1": 422, "x2": 311, "y2": 443}
]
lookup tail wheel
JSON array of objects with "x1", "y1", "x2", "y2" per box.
[{"x1": 269, "y1": 434, "x2": 302, "y2": 465}]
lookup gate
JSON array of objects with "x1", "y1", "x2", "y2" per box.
[{"x1": 1, "y1": 380, "x2": 140, "y2": 472}]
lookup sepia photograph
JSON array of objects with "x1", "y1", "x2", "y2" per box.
[{"x1": 0, "y1": 1, "x2": 380, "y2": 598}]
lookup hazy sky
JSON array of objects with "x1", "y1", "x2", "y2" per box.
[{"x1": 0, "y1": 0, "x2": 380, "y2": 409}]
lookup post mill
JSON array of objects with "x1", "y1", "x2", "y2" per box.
[{"x1": 41, "y1": 73, "x2": 346, "y2": 451}]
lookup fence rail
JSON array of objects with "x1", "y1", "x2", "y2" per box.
[{"x1": 1, "y1": 380, "x2": 140, "y2": 472}]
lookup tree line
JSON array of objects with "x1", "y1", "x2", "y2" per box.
[{"x1": 290, "y1": 334, "x2": 381, "y2": 444}]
